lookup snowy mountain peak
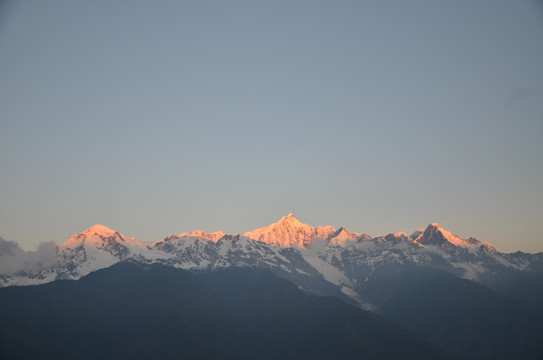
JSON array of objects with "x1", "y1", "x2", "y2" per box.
[
  {"x1": 83, "y1": 224, "x2": 117, "y2": 237},
  {"x1": 328, "y1": 227, "x2": 361, "y2": 246},
  {"x1": 244, "y1": 214, "x2": 335, "y2": 248},
  {"x1": 278, "y1": 213, "x2": 303, "y2": 226},
  {"x1": 64, "y1": 224, "x2": 124, "y2": 246},
  {"x1": 59, "y1": 223, "x2": 135, "y2": 251},
  {"x1": 416, "y1": 223, "x2": 477, "y2": 249},
  {"x1": 1, "y1": 216, "x2": 532, "y2": 295}
]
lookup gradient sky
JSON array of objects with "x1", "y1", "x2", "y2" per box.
[{"x1": 1, "y1": 0, "x2": 542, "y2": 253}]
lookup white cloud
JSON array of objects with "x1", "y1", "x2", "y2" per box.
[{"x1": 0, "y1": 237, "x2": 58, "y2": 275}]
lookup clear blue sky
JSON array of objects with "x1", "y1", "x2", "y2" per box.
[{"x1": 1, "y1": 0, "x2": 542, "y2": 252}]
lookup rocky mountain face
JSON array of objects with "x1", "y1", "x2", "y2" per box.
[{"x1": 1, "y1": 214, "x2": 541, "y2": 309}]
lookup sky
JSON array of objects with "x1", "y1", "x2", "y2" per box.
[{"x1": 1, "y1": 0, "x2": 542, "y2": 253}]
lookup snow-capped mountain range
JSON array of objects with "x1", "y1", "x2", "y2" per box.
[{"x1": 2, "y1": 214, "x2": 541, "y2": 308}]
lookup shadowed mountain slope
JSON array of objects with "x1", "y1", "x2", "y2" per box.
[
  {"x1": 0, "y1": 261, "x2": 447, "y2": 360},
  {"x1": 356, "y1": 265, "x2": 543, "y2": 360}
]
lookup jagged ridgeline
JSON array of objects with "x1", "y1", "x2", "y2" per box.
[
  {"x1": 1, "y1": 214, "x2": 543, "y2": 360},
  {"x1": 2, "y1": 214, "x2": 541, "y2": 306}
]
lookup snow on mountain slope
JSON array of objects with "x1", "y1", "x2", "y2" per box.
[
  {"x1": 328, "y1": 227, "x2": 362, "y2": 246},
  {"x1": 1, "y1": 215, "x2": 541, "y2": 311},
  {"x1": 243, "y1": 213, "x2": 336, "y2": 248},
  {"x1": 56, "y1": 224, "x2": 135, "y2": 279},
  {"x1": 59, "y1": 224, "x2": 126, "y2": 250},
  {"x1": 414, "y1": 223, "x2": 480, "y2": 250},
  {"x1": 176, "y1": 230, "x2": 226, "y2": 242}
]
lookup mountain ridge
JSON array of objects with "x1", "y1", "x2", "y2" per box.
[
  {"x1": 1, "y1": 214, "x2": 542, "y2": 312},
  {"x1": 2, "y1": 215, "x2": 543, "y2": 359},
  {"x1": 57, "y1": 215, "x2": 492, "y2": 252}
]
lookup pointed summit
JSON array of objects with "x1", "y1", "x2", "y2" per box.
[
  {"x1": 328, "y1": 227, "x2": 361, "y2": 246},
  {"x1": 244, "y1": 214, "x2": 335, "y2": 248},
  {"x1": 415, "y1": 223, "x2": 478, "y2": 249},
  {"x1": 278, "y1": 213, "x2": 303, "y2": 226}
]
